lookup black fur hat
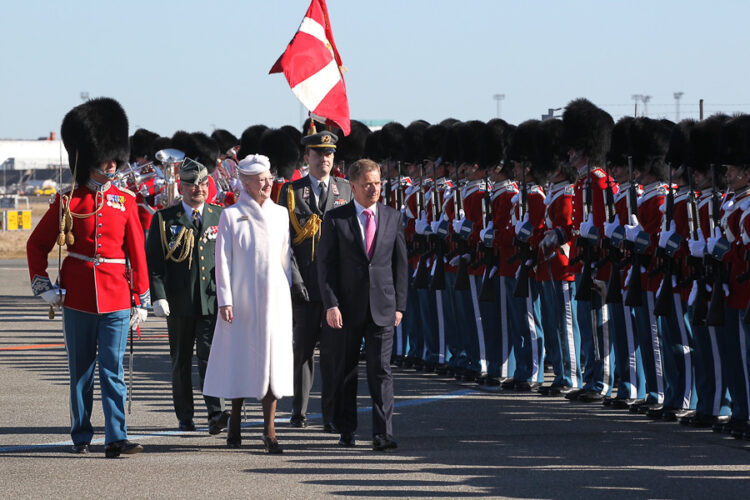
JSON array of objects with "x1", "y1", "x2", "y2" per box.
[
  {"x1": 506, "y1": 119, "x2": 540, "y2": 165},
  {"x1": 259, "y1": 128, "x2": 300, "y2": 180},
  {"x1": 170, "y1": 131, "x2": 220, "y2": 173},
  {"x1": 607, "y1": 117, "x2": 634, "y2": 168},
  {"x1": 211, "y1": 129, "x2": 239, "y2": 155},
  {"x1": 280, "y1": 125, "x2": 304, "y2": 158},
  {"x1": 720, "y1": 114, "x2": 750, "y2": 168},
  {"x1": 628, "y1": 118, "x2": 672, "y2": 180},
  {"x1": 481, "y1": 118, "x2": 511, "y2": 169},
  {"x1": 688, "y1": 114, "x2": 729, "y2": 174},
  {"x1": 301, "y1": 117, "x2": 329, "y2": 137},
  {"x1": 441, "y1": 122, "x2": 463, "y2": 165},
  {"x1": 61, "y1": 97, "x2": 129, "y2": 185},
  {"x1": 130, "y1": 128, "x2": 159, "y2": 163},
  {"x1": 423, "y1": 124, "x2": 447, "y2": 162},
  {"x1": 439, "y1": 118, "x2": 460, "y2": 128},
  {"x1": 404, "y1": 120, "x2": 429, "y2": 164},
  {"x1": 535, "y1": 119, "x2": 570, "y2": 182},
  {"x1": 237, "y1": 125, "x2": 269, "y2": 161},
  {"x1": 364, "y1": 129, "x2": 383, "y2": 162},
  {"x1": 665, "y1": 119, "x2": 697, "y2": 170},
  {"x1": 562, "y1": 98, "x2": 613, "y2": 165},
  {"x1": 380, "y1": 122, "x2": 408, "y2": 161},
  {"x1": 149, "y1": 136, "x2": 172, "y2": 164},
  {"x1": 337, "y1": 120, "x2": 370, "y2": 164},
  {"x1": 458, "y1": 120, "x2": 486, "y2": 165}
]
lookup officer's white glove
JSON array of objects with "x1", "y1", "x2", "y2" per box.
[
  {"x1": 153, "y1": 299, "x2": 170, "y2": 317},
  {"x1": 579, "y1": 213, "x2": 596, "y2": 239},
  {"x1": 415, "y1": 214, "x2": 430, "y2": 235},
  {"x1": 688, "y1": 230, "x2": 705, "y2": 258},
  {"x1": 541, "y1": 230, "x2": 558, "y2": 249},
  {"x1": 452, "y1": 216, "x2": 466, "y2": 235},
  {"x1": 706, "y1": 227, "x2": 723, "y2": 255},
  {"x1": 514, "y1": 214, "x2": 529, "y2": 235},
  {"x1": 479, "y1": 221, "x2": 494, "y2": 241},
  {"x1": 41, "y1": 287, "x2": 65, "y2": 306},
  {"x1": 658, "y1": 221, "x2": 676, "y2": 249},
  {"x1": 624, "y1": 214, "x2": 643, "y2": 243},
  {"x1": 129, "y1": 307, "x2": 148, "y2": 329},
  {"x1": 603, "y1": 214, "x2": 621, "y2": 239}
]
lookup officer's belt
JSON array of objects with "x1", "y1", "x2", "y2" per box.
[{"x1": 67, "y1": 252, "x2": 127, "y2": 265}]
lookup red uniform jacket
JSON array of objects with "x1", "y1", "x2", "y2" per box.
[
  {"x1": 27, "y1": 183, "x2": 150, "y2": 313},
  {"x1": 721, "y1": 188, "x2": 750, "y2": 310},
  {"x1": 491, "y1": 180, "x2": 520, "y2": 278},
  {"x1": 638, "y1": 182, "x2": 667, "y2": 293},
  {"x1": 538, "y1": 181, "x2": 575, "y2": 282},
  {"x1": 462, "y1": 179, "x2": 488, "y2": 276}
]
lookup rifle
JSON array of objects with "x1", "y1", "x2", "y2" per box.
[
  {"x1": 396, "y1": 170, "x2": 405, "y2": 212},
  {"x1": 450, "y1": 165, "x2": 471, "y2": 291},
  {"x1": 685, "y1": 166, "x2": 708, "y2": 325},
  {"x1": 384, "y1": 162, "x2": 393, "y2": 207},
  {"x1": 624, "y1": 156, "x2": 644, "y2": 307},
  {"x1": 429, "y1": 162, "x2": 447, "y2": 291},
  {"x1": 477, "y1": 172, "x2": 496, "y2": 301},
  {"x1": 706, "y1": 165, "x2": 727, "y2": 327},
  {"x1": 512, "y1": 167, "x2": 533, "y2": 298},
  {"x1": 574, "y1": 162, "x2": 596, "y2": 302},
  {"x1": 654, "y1": 167, "x2": 676, "y2": 316},
  {"x1": 603, "y1": 164, "x2": 623, "y2": 304},
  {"x1": 412, "y1": 165, "x2": 431, "y2": 289}
]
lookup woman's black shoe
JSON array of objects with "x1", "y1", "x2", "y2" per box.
[
  {"x1": 262, "y1": 435, "x2": 283, "y2": 454},
  {"x1": 226, "y1": 432, "x2": 242, "y2": 448}
]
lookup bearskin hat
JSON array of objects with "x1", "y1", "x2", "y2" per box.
[
  {"x1": 279, "y1": 125, "x2": 304, "y2": 158},
  {"x1": 170, "y1": 131, "x2": 219, "y2": 173},
  {"x1": 720, "y1": 114, "x2": 750, "y2": 168},
  {"x1": 149, "y1": 137, "x2": 172, "y2": 164},
  {"x1": 665, "y1": 119, "x2": 697, "y2": 170},
  {"x1": 301, "y1": 117, "x2": 329, "y2": 137},
  {"x1": 61, "y1": 97, "x2": 129, "y2": 186},
  {"x1": 628, "y1": 118, "x2": 673, "y2": 181},
  {"x1": 457, "y1": 120, "x2": 486, "y2": 165},
  {"x1": 129, "y1": 128, "x2": 159, "y2": 163},
  {"x1": 422, "y1": 124, "x2": 446, "y2": 162},
  {"x1": 481, "y1": 118, "x2": 511, "y2": 169},
  {"x1": 364, "y1": 129, "x2": 383, "y2": 162},
  {"x1": 403, "y1": 120, "x2": 429, "y2": 164},
  {"x1": 506, "y1": 119, "x2": 539, "y2": 165},
  {"x1": 562, "y1": 98, "x2": 613, "y2": 164},
  {"x1": 607, "y1": 117, "x2": 634, "y2": 168},
  {"x1": 337, "y1": 120, "x2": 371, "y2": 164},
  {"x1": 380, "y1": 122, "x2": 408, "y2": 161},
  {"x1": 237, "y1": 125, "x2": 269, "y2": 161},
  {"x1": 535, "y1": 119, "x2": 570, "y2": 182},
  {"x1": 439, "y1": 118, "x2": 460, "y2": 128},
  {"x1": 211, "y1": 129, "x2": 239, "y2": 155},
  {"x1": 259, "y1": 128, "x2": 300, "y2": 180},
  {"x1": 688, "y1": 114, "x2": 729, "y2": 175}
]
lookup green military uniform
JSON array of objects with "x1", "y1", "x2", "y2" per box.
[{"x1": 146, "y1": 200, "x2": 224, "y2": 425}]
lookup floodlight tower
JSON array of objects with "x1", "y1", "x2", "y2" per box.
[
  {"x1": 673, "y1": 92, "x2": 684, "y2": 121},
  {"x1": 641, "y1": 95, "x2": 652, "y2": 117},
  {"x1": 80, "y1": 91, "x2": 89, "y2": 102},
  {"x1": 632, "y1": 94, "x2": 642, "y2": 117},
  {"x1": 493, "y1": 94, "x2": 505, "y2": 119}
]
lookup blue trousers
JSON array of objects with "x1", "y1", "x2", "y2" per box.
[
  {"x1": 658, "y1": 294, "x2": 697, "y2": 410},
  {"x1": 416, "y1": 287, "x2": 438, "y2": 363},
  {"x1": 511, "y1": 277, "x2": 544, "y2": 383},
  {"x1": 690, "y1": 312, "x2": 731, "y2": 417},
  {"x1": 575, "y1": 274, "x2": 614, "y2": 395},
  {"x1": 494, "y1": 276, "x2": 516, "y2": 379},
  {"x1": 542, "y1": 280, "x2": 582, "y2": 388},
  {"x1": 441, "y1": 272, "x2": 460, "y2": 366},
  {"x1": 539, "y1": 281, "x2": 562, "y2": 384},
  {"x1": 721, "y1": 308, "x2": 750, "y2": 421},
  {"x1": 610, "y1": 301, "x2": 646, "y2": 400},
  {"x1": 452, "y1": 278, "x2": 479, "y2": 372},
  {"x1": 62, "y1": 307, "x2": 131, "y2": 445},
  {"x1": 397, "y1": 272, "x2": 419, "y2": 358},
  {"x1": 631, "y1": 291, "x2": 665, "y2": 404},
  {"x1": 476, "y1": 274, "x2": 500, "y2": 377}
]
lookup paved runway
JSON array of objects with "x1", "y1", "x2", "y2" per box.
[{"x1": 1, "y1": 259, "x2": 749, "y2": 499}]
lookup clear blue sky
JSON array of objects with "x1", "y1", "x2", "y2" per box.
[{"x1": 2, "y1": 0, "x2": 749, "y2": 139}]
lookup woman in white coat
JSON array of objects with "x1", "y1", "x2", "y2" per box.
[{"x1": 203, "y1": 154, "x2": 293, "y2": 454}]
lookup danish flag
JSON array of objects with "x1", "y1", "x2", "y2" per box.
[{"x1": 270, "y1": 0, "x2": 351, "y2": 135}]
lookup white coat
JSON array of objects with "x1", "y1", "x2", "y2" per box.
[{"x1": 203, "y1": 191, "x2": 294, "y2": 400}]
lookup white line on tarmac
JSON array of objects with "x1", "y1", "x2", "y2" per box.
[{"x1": 0, "y1": 388, "x2": 478, "y2": 453}]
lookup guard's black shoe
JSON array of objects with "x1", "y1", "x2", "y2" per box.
[
  {"x1": 647, "y1": 405, "x2": 669, "y2": 419},
  {"x1": 323, "y1": 422, "x2": 337, "y2": 433},
  {"x1": 564, "y1": 388, "x2": 586, "y2": 401},
  {"x1": 289, "y1": 415, "x2": 307, "y2": 428},
  {"x1": 627, "y1": 399, "x2": 648, "y2": 412},
  {"x1": 208, "y1": 410, "x2": 230, "y2": 435},
  {"x1": 71, "y1": 442, "x2": 90, "y2": 454},
  {"x1": 577, "y1": 390, "x2": 604, "y2": 403},
  {"x1": 609, "y1": 398, "x2": 635, "y2": 410},
  {"x1": 639, "y1": 403, "x2": 662, "y2": 415},
  {"x1": 178, "y1": 419, "x2": 196, "y2": 431},
  {"x1": 338, "y1": 432, "x2": 356, "y2": 447},
  {"x1": 501, "y1": 378, "x2": 517, "y2": 390},
  {"x1": 104, "y1": 440, "x2": 143, "y2": 458},
  {"x1": 435, "y1": 364, "x2": 449, "y2": 376},
  {"x1": 372, "y1": 433, "x2": 398, "y2": 451}
]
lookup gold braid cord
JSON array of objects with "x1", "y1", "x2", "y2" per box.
[
  {"x1": 286, "y1": 184, "x2": 322, "y2": 259},
  {"x1": 56, "y1": 151, "x2": 104, "y2": 247},
  {"x1": 158, "y1": 212, "x2": 195, "y2": 269}
]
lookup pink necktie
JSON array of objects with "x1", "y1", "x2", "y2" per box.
[{"x1": 364, "y1": 208, "x2": 375, "y2": 258}]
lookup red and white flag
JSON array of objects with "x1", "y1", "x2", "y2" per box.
[{"x1": 270, "y1": 0, "x2": 351, "y2": 135}]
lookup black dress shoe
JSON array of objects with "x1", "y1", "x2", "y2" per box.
[
  {"x1": 178, "y1": 419, "x2": 196, "y2": 431},
  {"x1": 610, "y1": 398, "x2": 635, "y2": 410},
  {"x1": 323, "y1": 422, "x2": 337, "y2": 433},
  {"x1": 289, "y1": 415, "x2": 307, "y2": 428},
  {"x1": 627, "y1": 399, "x2": 648, "y2": 412},
  {"x1": 564, "y1": 388, "x2": 585, "y2": 401},
  {"x1": 104, "y1": 440, "x2": 143, "y2": 458},
  {"x1": 647, "y1": 405, "x2": 671, "y2": 419},
  {"x1": 71, "y1": 442, "x2": 90, "y2": 454},
  {"x1": 338, "y1": 432, "x2": 356, "y2": 447},
  {"x1": 577, "y1": 390, "x2": 604, "y2": 403},
  {"x1": 208, "y1": 411, "x2": 231, "y2": 435},
  {"x1": 601, "y1": 396, "x2": 614, "y2": 407},
  {"x1": 262, "y1": 435, "x2": 283, "y2": 454},
  {"x1": 501, "y1": 378, "x2": 517, "y2": 390},
  {"x1": 639, "y1": 403, "x2": 662, "y2": 415},
  {"x1": 226, "y1": 432, "x2": 242, "y2": 448},
  {"x1": 435, "y1": 364, "x2": 449, "y2": 376},
  {"x1": 372, "y1": 433, "x2": 398, "y2": 451},
  {"x1": 557, "y1": 386, "x2": 577, "y2": 396},
  {"x1": 514, "y1": 381, "x2": 533, "y2": 392},
  {"x1": 686, "y1": 413, "x2": 722, "y2": 428}
]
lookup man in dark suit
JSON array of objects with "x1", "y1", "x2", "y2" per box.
[
  {"x1": 277, "y1": 130, "x2": 352, "y2": 430},
  {"x1": 146, "y1": 158, "x2": 229, "y2": 434},
  {"x1": 317, "y1": 158, "x2": 409, "y2": 451}
]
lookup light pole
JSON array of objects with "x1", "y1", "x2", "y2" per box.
[
  {"x1": 80, "y1": 91, "x2": 89, "y2": 102},
  {"x1": 493, "y1": 94, "x2": 505, "y2": 119},
  {"x1": 641, "y1": 95, "x2": 652, "y2": 117},
  {"x1": 631, "y1": 94, "x2": 642, "y2": 117},
  {"x1": 673, "y1": 92, "x2": 684, "y2": 121}
]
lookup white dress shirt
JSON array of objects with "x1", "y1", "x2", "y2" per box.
[
  {"x1": 181, "y1": 200, "x2": 204, "y2": 225},
  {"x1": 353, "y1": 199, "x2": 378, "y2": 247}
]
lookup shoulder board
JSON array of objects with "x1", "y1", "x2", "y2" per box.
[
  {"x1": 335, "y1": 177, "x2": 350, "y2": 185},
  {"x1": 207, "y1": 202, "x2": 222, "y2": 209},
  {"x1": 656, "y1": 186, "x2": 667, "y2": 196},
  {"x1": 118, "y1": 187, "x2": 136, "y2": 197},
  {"x1": 592, "y1": 169, "x2": 606, "y2": 179}
]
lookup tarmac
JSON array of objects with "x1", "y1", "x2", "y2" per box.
[{"x1": 1, "y1": 258, "x2": 750, "y2": 499}]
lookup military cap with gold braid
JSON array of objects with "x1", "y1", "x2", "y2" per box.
[{"x1": 301, "y1": 130, "x2": 338, "y2": 153}]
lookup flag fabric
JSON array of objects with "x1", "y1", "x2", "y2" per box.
[{"x1": 270, "y1": 0, "x2": 351, "y2": 135}]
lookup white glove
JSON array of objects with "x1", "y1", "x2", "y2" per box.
[
  {"x1": 706, "y1": 227, "x2": 723, "y2": 254},
  {"x1": 452, "y1": 216, "x2": 466, "y2": 235},
  {"x1": 153, "y1": 299, "x2": 170, "y2": 317},
  {"x1": 579, "y1": 213, "x2": 595, "y2": 239},
  {"x1": 603, "y1": 214, "x2": 620, "y2": 239},
  {"x1": 514, "y1": 214, "x2": 529, "y2": 235},
  {"x1": 479, "y1": 221, "x2": 494, "y2": 241},
  {"x1": 541, "y1": 230, "x2": 558, "y2": 249},
  {"x1": 415, "y1": 214, "x2": 430, "y2": 235},
  {"x1": 129, "y1": 307, "x2": 148, "y2": 329},
  {"x1": 430, "y1": 220, "x2": 442, "y2": 234},
  {"x1": 624, "y1": 214, "x2": 643, "y2": 243},
  {"x1": 449, "y1": 253, "x2": 471, "y2": 267},
  {"x1": 688, "y1": 230, "x2": 705, "y2": 258},
  {"x1": 658, "y1": 221, "x2": 676, "y2": 249},
  {"x1": 41, "y1": 288, "x2": 65, "y2": 306},
  {"x1": 510, "y1": 193, "x2": 519, "y2": 205}
]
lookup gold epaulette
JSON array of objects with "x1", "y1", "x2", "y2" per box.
[
  {"x1": 158, "y1": 211, "x2": 195, "y2": 268},
  {"x1": 285, "y1": 183, "x2": 323, "y2": 258}
]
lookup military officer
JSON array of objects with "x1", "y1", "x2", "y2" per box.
[
  {"x1": 146, "y1": 158, "x2": 229, "y2": 434},
  {"x1": 277, "y1": 128, "x2": 353, "y2": 430}
]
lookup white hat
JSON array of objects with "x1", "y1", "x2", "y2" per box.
[{"x1": 237, "y1": 154, "x2": 271, "y2": 175}]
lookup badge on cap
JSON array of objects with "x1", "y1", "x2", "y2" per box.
[{"x1": 180, "y1": 158, "x2": 208, "y2": 186}]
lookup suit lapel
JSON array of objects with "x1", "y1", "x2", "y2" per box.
[
  {"x1": 346, "y1": 202, "x2": 368, "y2": 259},
  {"x1": 299, "y1": 176, "x2": 319, "y2": 215}
]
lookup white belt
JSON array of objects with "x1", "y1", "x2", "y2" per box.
[{"x1": 67, "y1": 252, "x2": 127, "y2": 265}]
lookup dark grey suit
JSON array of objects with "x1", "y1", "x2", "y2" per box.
[
  {"x1": 277, "y1": 175, "x2": 352, "y2": 423},
  {"x1": 317, "y1": 201, "x2": 408, "y2": 435}
]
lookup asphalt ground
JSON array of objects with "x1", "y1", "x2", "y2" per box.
[{"x1": 1, "y1": 259, "x2": 750, "y2": 499}]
